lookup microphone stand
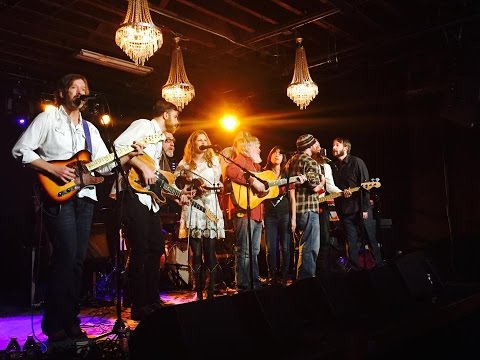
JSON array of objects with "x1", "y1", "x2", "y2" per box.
[
  {"x1": 94, "y1": 122, "x2": 135, "y2": 347},
  {"x1": 285, "y1": 164, "x2": 297, "y2": 283},
  {"x1": 215, "y1": 149, "x2": 267, "y2": 291}
]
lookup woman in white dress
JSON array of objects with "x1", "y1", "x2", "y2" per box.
[{"x1": 175, "y1": 130, "x2": 225, "y2": 299}]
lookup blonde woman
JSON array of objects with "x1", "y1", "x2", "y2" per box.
[{"x1": 175, "y1": 130, "x2": 225, "y2": 299}]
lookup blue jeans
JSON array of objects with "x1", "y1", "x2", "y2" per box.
[
  {"x1": 41, "y1": 197, "x2": 94, "y2": 335},
  {"x1": 295, "y1": 211, "x2": 320, "y2": 280},
  {"x1": 264, "y1": 213, "x2": 291, "y2": 281},
  {"x1": 233, "y1": 216, "x2": 262, "y2": 290}
]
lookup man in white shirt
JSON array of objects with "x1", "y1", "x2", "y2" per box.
[
  {"x1": 113, "y1": 99, "x2": 188, "y2": 321},
  {"x1": 11, "y1": 73, "x2": 142, "y2": 342}
]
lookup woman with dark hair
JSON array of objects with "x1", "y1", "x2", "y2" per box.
[{"x1": 263, "y1": 146, "x2": 293, "y2": 287}]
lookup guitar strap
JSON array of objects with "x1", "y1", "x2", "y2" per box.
[
  {"x1": 82, "y1": 120, "x2": 92, "y2": 153},
  {"x1": 80, "y1": 120, "x2": 92, "y2": 188}
]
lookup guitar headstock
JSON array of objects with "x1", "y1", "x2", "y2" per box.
[
  {"x1": 142, "y1": 133, "x2": 167, "y2": 145},
  {"x1": 361, "y1": 181, "x2": 381, "y2": 190}
]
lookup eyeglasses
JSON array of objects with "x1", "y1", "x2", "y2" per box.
[{"x1": 165, "y1": 138, "x2": 175, "y2": 144}]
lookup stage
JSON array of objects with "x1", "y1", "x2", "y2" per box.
[{"x1": 1, "y1": 254, "x2": 480, "y2": 359}]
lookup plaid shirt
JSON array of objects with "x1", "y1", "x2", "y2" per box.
[{"x1": 286, "y1": 153, "x2": 321, "y2": 214}]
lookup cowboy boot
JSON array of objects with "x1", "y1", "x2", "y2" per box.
[
  {"x1": 193, "y1": 265, "x2": 203, "y2": 300},
  {"x1": 206, "y1": 264, "x2": 219, "y2": 299}
]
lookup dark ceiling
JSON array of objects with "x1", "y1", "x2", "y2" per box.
[
  {"x1": 2, "y1": 1, "x2": 480, "y2": 285},
  {"x1": 1, "y1": 0, "x2": 479, "y2": 124}
]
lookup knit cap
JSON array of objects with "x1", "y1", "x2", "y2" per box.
[{"x1": 296, "y1": 134, "x2": 316, "y2": 151}]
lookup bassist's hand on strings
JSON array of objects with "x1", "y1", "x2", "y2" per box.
[{"x1": 343, "y1": 188, "x2": 352, "y2": 198}]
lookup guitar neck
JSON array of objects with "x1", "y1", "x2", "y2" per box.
[
  {"x1": 85, "y1": 133, "x2": 165, "y2": 172},
  {"x1": 85, "y1": 147, "x2": 133, "y2": 172},
  {"x1": 161, "y1": 182, "x2": 207, "y2": 213},
  {"x1": 268, "y1": 176, "x2": 299, "y2": 188},
  {"x1": 320, "y1": 186, "x2": 361, "y2": 203}
]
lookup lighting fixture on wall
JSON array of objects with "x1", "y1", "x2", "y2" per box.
[
  {"x1": 287, "y1": 38, "x2": 318, "y2": 110},
  {"x1": 162, "y1": 37, "x2": 195, "y2": 111},
  {"x1": 75, "y1": 49, "x2": 153, "y2": 75},
  {"x1": 115, "y1": 0, "x2": 163, "y2": 66}
]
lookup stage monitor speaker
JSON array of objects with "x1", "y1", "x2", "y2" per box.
[
  {"x1": 285, "y1": 277, "x2": 333, "y2": 328},
  {"x1": 130, "y1": 286, "x2": 307, "y2": 359},
  {"x1": 130, "y1": 294, "x2": 267, "y2": 359},
  {"x1": 394, "y1": 250, "x2": 433, "y2": 303}
]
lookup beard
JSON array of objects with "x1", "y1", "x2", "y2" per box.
[
  {"x1": 164, "y1": 118, "x2": 177, "y2": 133},
  {"x1": 333, "y1": 149, "x2": 346, "y2": 158},
  {"x1": 249, "y1": 152, "x2": 262, "y2": 164}
]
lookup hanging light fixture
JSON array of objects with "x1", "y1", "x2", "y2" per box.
[
  {"x1": 287, "y1": 38, "x2": 318, "y2": 110},
  {"x1": 115, "y1": 0, "x2": 163, "y2": 66},
  {"x1": 162, "y1": 37, "x2": 195, "y2": 111}
]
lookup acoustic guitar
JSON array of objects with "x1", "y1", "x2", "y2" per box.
[
  {"x1": 37, "y1": 133, "x2": 165, "y2": 203},
  {"x1": 230, "y1": 170, "x2": 305, "y2": 209}
]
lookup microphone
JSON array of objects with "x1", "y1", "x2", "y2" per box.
[
  {"x1": 320, "y1": 148, "x2": 334, "y2": 163},
  {"x1": 199, "y1": 144, "x2": 220, "y2": 151},
  {"x1": 74, "y1": 94, "x2": 99, "y2": 106},
  {"x1": 322, "y1": 155, "x2": 334, "y2": 163}
]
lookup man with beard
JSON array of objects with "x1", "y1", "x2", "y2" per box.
[
  {"x1": 286, "y1": 134, "x2": 325, "y2": 280},
  {"x1": 331, "y1": 137, "x2": 383, "y2": 271},
  {"x1": 159, "y1": 131, "x2": 176, "y2": 172},
  {"x1": 113, "y1": 99, "x2": 184, "y2": 321},
  {"x1": 225, "y1": 133, "x2": 266, "y2": 291},
  {"x1": 11, "y1": 74, "x2": 143, "y2": 341},
  {"x1": 159, "y1": 131, "x2": 181, "y2": 215}
]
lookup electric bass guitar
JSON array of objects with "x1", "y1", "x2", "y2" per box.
[
  {"x1": 38, "y1": 133, "x2": 166, "y2": 203},
  {"x1": 128, "y1": 154, "x2": 219, "y2": 223},
  {"x1": 319, "y1": 181, "x2": 381, "y2": 203},
  {"x1": 231, "y1": 170, "x2": 305, "y2": 209}
]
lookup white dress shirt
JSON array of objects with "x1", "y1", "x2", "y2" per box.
[
  {"x1": 113, "y1": 119, "x2": 164, "y2": 212},
  {"x1": 11, "y1": 106, "x2": 112, "y2": 201}
]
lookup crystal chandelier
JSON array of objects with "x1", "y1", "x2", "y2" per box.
[
  {"x1": 287, "y1": 38, "x2": 318, "y2": 110},
  {"x1": 115, "y1": 0, "x2": 163, "y2": 66},
  {"x1": 162, "y1": 37, "x2": 195, "y2": 111}
]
